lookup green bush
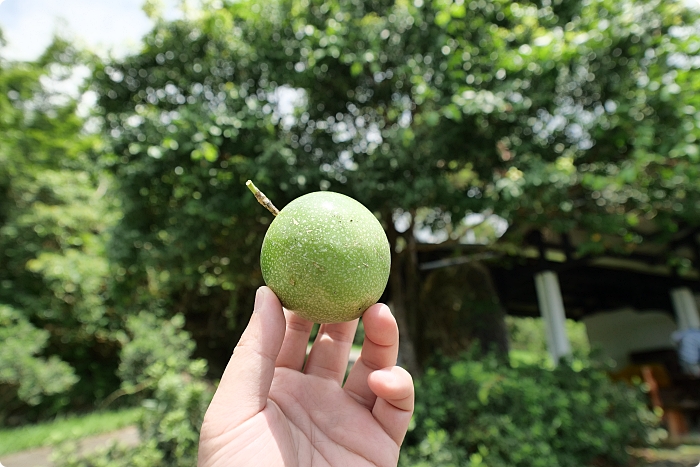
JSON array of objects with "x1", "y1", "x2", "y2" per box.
[
  {"x1": 54, "y1": 313, "x2": 213, "y2": 467},
  {"x1": 54, "y1": 372, "x2": 211, "y2": 467},
  {"x1": 0, "y1": 47, "x2": 123, "y2": 422},
  {"x1": 117, "y1": 313, "x2": 198, "y2": 388},
  {"x1": 0, "y1": 305, "x2": 78, "y2": 422},
  {"x1": 506, "y1": 316, "x2": 590, "y2": 357},
  {"x1": 400, "y1": 350, "x2": 658, "y2": 467}
]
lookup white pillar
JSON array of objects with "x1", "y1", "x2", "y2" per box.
[
  {"x1": 670, "y1": 287, "x2": 700, "y2": 330},
  {"x1": 534, "y1": 270, "x2": 572, "y2": 364}
]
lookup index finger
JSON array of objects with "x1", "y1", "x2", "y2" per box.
[
  {"x1": 203, "y1": 287, "x2": 286, "y2": 426},
  {"x1": 275, "y1": 309, "x2": 314, "y2": 371}
]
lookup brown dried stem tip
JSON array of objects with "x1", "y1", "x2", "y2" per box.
[{"x1": 246, "y1": 180, "x2": 280, "y2": 216}]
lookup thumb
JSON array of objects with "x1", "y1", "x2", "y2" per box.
[{"x1": 206, "y1": 286, "x2": 286, "y2": 426}]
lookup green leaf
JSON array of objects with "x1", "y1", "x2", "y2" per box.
[{"x1": 350, "y1": 62, "x2": 363, "y2": 77}]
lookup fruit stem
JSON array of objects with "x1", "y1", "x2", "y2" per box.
[{"x1": 246, "y1": 180, "x2": 280, "y2": 216}]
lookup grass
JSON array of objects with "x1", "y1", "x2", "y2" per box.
[
  {"x1": 629, "y1": 443, "x2": 700, "y2": 466},
  {"x1": 0, "y1": 407, "x2": 143, "y2": 456}
]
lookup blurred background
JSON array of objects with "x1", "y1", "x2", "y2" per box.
[{"x1": 2, "y1": 0, "x2": 700, "y2": 465}]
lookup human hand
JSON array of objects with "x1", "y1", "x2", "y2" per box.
[{"x1": 198, "y1": 286, "x2": 414, "y2": 467}]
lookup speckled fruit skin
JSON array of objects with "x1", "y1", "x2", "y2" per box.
[{"x1": 260, "y1": 191, "x2": 391, "y2": 324}]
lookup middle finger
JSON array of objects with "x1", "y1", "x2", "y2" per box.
[{"x1": 304, "y1": 319, "x2": 359, "y2": 384}]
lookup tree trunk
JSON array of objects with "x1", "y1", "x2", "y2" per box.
[
  {"x1": 386, "y1": 214, "x2": 510, "y2": 375},
  {"x1": 386, "y1": 216, "x2": 422, "y2": 377}
]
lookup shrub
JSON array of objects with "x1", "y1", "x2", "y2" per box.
[
  {"x1": 0, "y1": 305, "x2": 78, "y2": 423},
  {"x1": 400, "y1": 350, "x2": 658, "y2": 467},
  {"x1": 54, "y1": 313, "x2": 213, "y2": 467},
  {"x1": 116, "y1": 312, "x2": 198, "y2": 388}
]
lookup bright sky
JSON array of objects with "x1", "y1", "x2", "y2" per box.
[{"x1": 0, "y1": 0, "x2": 178, "y2": 61}]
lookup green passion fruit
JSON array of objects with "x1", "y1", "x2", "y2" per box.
[{"x1": 251, "y1": 184, "x2": 390, "y2": 323}]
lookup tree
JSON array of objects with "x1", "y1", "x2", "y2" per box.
[
  {"x1": 0, "y1": 37, "x2": 119, "y2": 422},
  {"x1": 89, "y1": 11, "x2": 313, "y2": 375},
  {"x1": 90, "y1": 0, "x2": 700, "y2": 376},
  {"x1": 247, "y1": 0, "x2": 700, "y2": 371}
]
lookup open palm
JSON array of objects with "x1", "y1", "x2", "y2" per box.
[{"x1": 198, "y1": 287, "x2": 414, "y2": 467}]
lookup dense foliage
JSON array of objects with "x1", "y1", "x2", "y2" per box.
[
  {"x1": 400, "y1": 351, "x2": 658, "y2": 467},
  {"x1": 54, "y1": 313, "x2": 212, "y2": 467},
  {"x1": 0, "y1": 305, "x2": 77, "y2": 411},
  {"x1": 506, "y1": 315, "x2": 590, "y2": 357},
  {"x1": 52, "y1": 346, "x2": 657, "y2": 467},
  {"x1": 0, "y1": 39, "x2": 122, "y2": 423},
  {"x1": 88, "y1": 0, "x2": 700, "y2": 374},
  {"x1": 1, "y1": 0, "x2": 698, "y2": 461}
]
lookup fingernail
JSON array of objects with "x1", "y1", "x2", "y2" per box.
[{"x1": 254, "y1": 287, "x2": 266, "y2": 312}]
